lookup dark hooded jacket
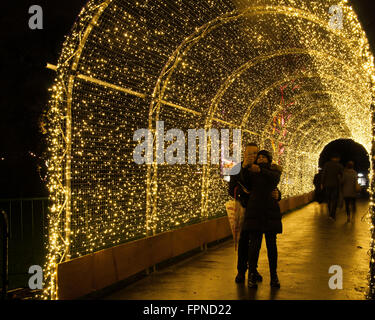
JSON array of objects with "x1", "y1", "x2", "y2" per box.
[
  {"x1": 228, "y1": 161, "x2": 251, "y2": 208},
  {"x1": 241, "y1": 161, "x2": 282, "y2": 233},
  {"x1": 228, "y1": 161, "x2": 282, "y2": 214}
]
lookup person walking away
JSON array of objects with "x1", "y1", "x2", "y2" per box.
[
  {"x1": 228, "y1": 143, "x2": 280, "y2": 284},
  {"x1": 342, "y1": 161, "x2": 358, "y2": 223},
  {"x1": 321, "y1": 153, "x2": 344, "y2": 220},
  {"x1": 313, "y1": 168, "x2": 324, "y2": 203},
  {"x1": 241, "y1": 150, "x2": 282, "y2": 288},
  {"x1": 313, "y1": 168, "x2": 325, "y2": 214}
]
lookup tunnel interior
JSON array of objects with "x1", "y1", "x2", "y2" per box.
[
  {"x1": 319, "y1": 138, "x2": 371, "y2": 194},
  {"x1": 319, "y1": 139, "x2": 370, "y2": 173},
  {"x1": 43, "y1": 0, "x2": 375, "y2": 298}
]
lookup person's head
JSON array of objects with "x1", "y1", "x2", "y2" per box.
[
  {"x1": 346, "y1": 161, "x2": 354, "y2": 169},
  {"x1": 330, "y1": 153, "x2": 340, "y2": 162},
  {"x1": 256, "y1": 150, "x2": 272, "y2": 164},
  {"x1": 244, "y1": 142, "x2": 259, "y2": 165}
]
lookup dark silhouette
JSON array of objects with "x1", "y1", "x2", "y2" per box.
[
  {"x1": 229, "y1": 143, "x2": 259, "y2": 284},
  {"x1": 241, "y1": 150, "x2": 282, "y2": 288},
  {"x1": 342, "y1": 161, "x2": 358, "y2": 223},
  {"x1": 229, "y1": 144, "x2": 280, "y2": 285},
  {"x1": 321, "y1": 153, "x2": 344, "y2": 220},
  {"x1": 313, "y1": 168, "x2": 324, "y2": 204}
]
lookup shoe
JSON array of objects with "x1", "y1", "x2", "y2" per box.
[
  {"x1": 270, "y1": 274, "x2": 280, "y2": 288},
  {"x1": 254, "y1": 270, "x2": 263, "y2": 282},
  {"x1": 235, "y1": 272, "x2": 245, "y2": 283},
  {"x1": 247, "y1": 273, "x2": 258, "y2": 288}
]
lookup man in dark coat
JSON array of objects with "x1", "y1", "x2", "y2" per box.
[
  {"x1": 241, "y1": 150, "x2": 282, "y2": 288},
  {"x1": 313, "y1": 168, "x2": 324, "y2": 203},
  {"x1": 321, "y1": 153, "x2": 344, "y2": 220},
  {"x1": 228, "y1": 144, "x2": 281, "y2": 284}
]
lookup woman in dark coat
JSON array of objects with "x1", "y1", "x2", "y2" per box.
[{"x1": 241, "y1": 150, "x2": 282, "y2": 288}]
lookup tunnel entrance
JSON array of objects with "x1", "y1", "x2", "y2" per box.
[
  {"x1": 319, "y1": 139, "x2": 370, "y2": 196},
  {"x1": 319, "y1": 139, "x2": 370, "y2": 173}
]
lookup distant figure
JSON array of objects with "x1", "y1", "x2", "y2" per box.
[
  {"x1": 313, "y1": 168, "x2": 324, "y2": 204},
  {"x1": 342, "y1": 161, "x2": 357, "y2": 222},
  {"x1": 321, "y1": 153, "x2": 344, "y2": 220}
]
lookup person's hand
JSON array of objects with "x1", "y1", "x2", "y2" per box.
[
  {"x1": 272, "y1": 189, "x2": 279, "y2": 200},
  {"x1": 270, "y1": 163, "x2": 283, "y2": 173},
  {"x1": 249, "y1": 164, "x2": 260, "y2": 172},
  {"x1": 242, "y1": 157, "x2": 251, "y2": 168}
]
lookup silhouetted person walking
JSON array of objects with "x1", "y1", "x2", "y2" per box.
[
  {"x1": 322, "y1": 153, "x2": 344, "y2": 220},
  {"x1": 313, "y1": 168, "x2": 324, "y2": 204},
  {"x1": 342, "y1": 161, "x2": 358, "y2": 222}
]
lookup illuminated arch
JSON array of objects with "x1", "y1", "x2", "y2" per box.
[{"x1": 44, "y1": 0, "x2": 375, "y2": 299}]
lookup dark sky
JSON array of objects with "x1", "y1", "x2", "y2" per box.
[
  {"x1": 1, "y1": 1, "x2": 88, "y2": 197},
  {"x1": 1, "y1": 1, "x2": 87, "y2": 152},
  {"x1": 0, "y1": 0, "x2": 374, "y2": 197}
]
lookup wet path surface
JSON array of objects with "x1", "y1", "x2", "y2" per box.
[{"x1": 104, "y1": 200, "x2": 370, "y2": 300}]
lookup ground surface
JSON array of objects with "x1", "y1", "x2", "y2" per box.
[{"x1": 104, "y1": 200, "x2": 371, "y2": 300}]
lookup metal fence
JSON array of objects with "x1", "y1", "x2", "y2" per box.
[{"x1": 0, "y1": 198, "x2": 48, "y2": 290}]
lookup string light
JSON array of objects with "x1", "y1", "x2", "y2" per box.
[{"x1": 42, "y1": 0, "x2": 375, "y2": 299}]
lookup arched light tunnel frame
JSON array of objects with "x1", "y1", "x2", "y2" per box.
[
  {"x1": 44, "y1": 0, "x2": 375, "y2": 299},
  {"x1": 147, "y1": 5, "x2": 372, "y2": 227}
]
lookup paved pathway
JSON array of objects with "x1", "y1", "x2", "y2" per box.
[{"x1": 104, "y1": 200, "x2": 371, "y2": 300}]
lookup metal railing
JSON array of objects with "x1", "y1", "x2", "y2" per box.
[
  {"x1": 0, "y1": 210, "x2": 8, "y2": 299},
  {"x1": 0, "y1": 198, "x2": 48, "y2": 291},
  {"x1": 0, "y1": 198, "x2": 48, "y2": 240}
]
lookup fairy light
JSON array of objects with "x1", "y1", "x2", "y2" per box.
[{"x1": 42, "y1": 0, "x2": 375, "y2": 299}]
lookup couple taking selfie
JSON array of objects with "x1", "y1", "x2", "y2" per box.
[{"x1": 229, "y1": 142, "x2": 282, "y2": 288}]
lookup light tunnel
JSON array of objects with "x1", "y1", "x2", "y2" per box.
[{"x1": 44, "y1": 0, "x2": 375, "y2": 298}]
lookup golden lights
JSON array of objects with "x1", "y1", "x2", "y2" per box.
[{"x1": 43, "y1": 0, "x2": 375, "y2": 299}]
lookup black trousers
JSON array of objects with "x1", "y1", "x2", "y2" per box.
[
  {"x1": 326, "y1": 186, "x2": 339, "y2": 219},
  {"x1": 344, "y1": 197, "x2": 356, "y2": 217},
  {"x1": 248, "y1": 232, "x2": 278, "y2": 276},
  {"x1": 237, "y1": 230, "x2": 250, "y2": 274}
]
